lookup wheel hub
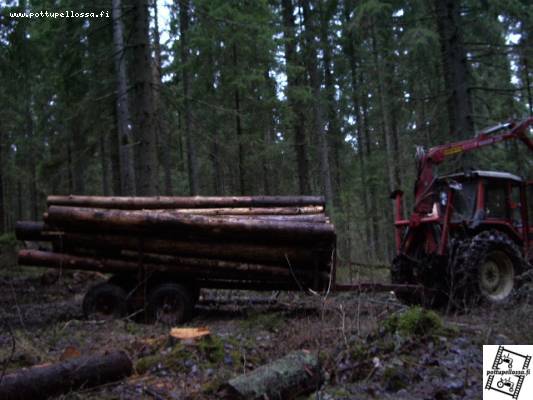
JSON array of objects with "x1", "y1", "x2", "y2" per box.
[
  {"x1": 156, "y1": 295, "x2": 184, "y2": 324},
  {"x1": 481, "y1": 261, "x2": 500, "y2": 291},
  {"x1": 479, "y1": 251, "x2": 514, "y2": 302}
]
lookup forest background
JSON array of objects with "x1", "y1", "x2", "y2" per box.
[{"x1": 0, "y1": 0, "x2": 531, "y2": 265}]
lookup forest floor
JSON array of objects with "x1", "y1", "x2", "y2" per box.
[{"x1": 1, "y1": 253, "x2": 532, "y2": 399}]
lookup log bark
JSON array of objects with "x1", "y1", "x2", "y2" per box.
[
  {"x1": 45, "y1": 206, "x2": 335, "y2": 244},
  {"x1": 219, "y1": 350, "x2": 323, "y2": 399},
  {"x1": 17, "y1": 250, "x2": 325, "y2": 282},
  {"x1": 46, "y1": 195, "x2": 325, "y2": 209},
  {"x1": 15, "y1": 221, "x2": 47, "y2": 241},
  {"x1": 0, "y1": 351, "x2": 132, "y2": 400},
  {"x1": 148, "y1": 206, "x2": 324, "y2": 215},
  {"x1": 52, "y1": 232, "x2": 330, "y2": 267},
  {"x1": 209, "y1": 214, "x2": 328, "y2": 223}
]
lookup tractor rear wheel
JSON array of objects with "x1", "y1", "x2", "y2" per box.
[{"x1": 460, "y1": 230, "x2": 525, "y2": 306}]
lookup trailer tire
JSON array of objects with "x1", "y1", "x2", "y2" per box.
[
  {"x1": 146, "y1": 283, "x2": 194, "y2": 325},
  {"x1": 83, "y1": 282, "x2": 128, "y2": 320}
]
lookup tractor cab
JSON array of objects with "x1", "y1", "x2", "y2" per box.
[{"x1": 436, "y1": 171, "x2": 531, "y2": 261}]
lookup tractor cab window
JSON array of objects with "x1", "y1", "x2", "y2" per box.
[
  {"x1": 449, "y1": 182, "x2": 476, "y2": 222},
  {"x1": 485, "y1": 183, "x2": 507, "y2": 219}
]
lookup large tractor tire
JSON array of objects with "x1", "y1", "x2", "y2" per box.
[{"x1": 457, "y1": 230, "x2": 526, "y2": 307}]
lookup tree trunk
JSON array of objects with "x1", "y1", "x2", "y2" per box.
[
  {"x1": 112, "y1": 0, "x2": 136, "y2": 195},
  {"x1": 219, "y1": 350, "x2": 323, "y2": 400},
  {"x1": 152, "y1": 0, "x2": 173, "y2": 195},
  {"x1": 30, "y1": 161, "x2": 38, "y2": 221},
  {"x1": 359, "y1": 73, "x2": 378, "y2": 260},
  {"x1": 0, "y1": 129, "x2": 4, "y2": 234},
  {"x1": 0, "y1": 351, "x2": 132, "y2": 400},
  {"x1": 179, "y1": 0, "x2": 199, "y2": 195},
  {"x1": 17, "y1": 181, "x2": 23, "y2": 221},
  {"x1": 132, "y1": 0, "x2": 158, "y2": 196},
  {"x1": 519, "y1": 28, "x2": 532, "y2": 116},
  {"x1": 343, "y1": 1, "x2": 373, "y2": 260},
  {"x1": 434, "y1": 0, "x2": 474, "y2": 139},
  {"x1": 232, "y1": 44, "x2": 246, "y2": 195},
  {"x1": 301, "y1": 0, "x2": 333, "y2": 208},
  {"x1": 281, "y1": 0, "x2": 311, "y2": 195},
  {"x1": 320, "y1": 1, "x2": 342, "y2": 207},
  {"x1": 262, "y1": 70, "x2": 277, "y2": 195},
  {"x1": 370, "y1": 26, "x2": 396, "y2": 193},
  {"x1": 100, "y1": 133, "x2": 110, "y2": 195},
  {"x1": 109, "y1": 113, "x2": 122, "y2": 196}
]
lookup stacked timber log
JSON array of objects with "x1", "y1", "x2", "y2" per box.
[{"x1": 16, "y1": 196, "x2": 336, "y2": 291}]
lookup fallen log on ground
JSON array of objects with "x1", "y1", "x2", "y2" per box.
[
  {"x1": 218, "y1": 349, "x2": 323, "y2": 399},
  {"x1": 47, "y1": 195, "x2": 325, "y2": 209},
  {"x1": 0, "y1": 350, "x2": 132, "y2": 400},
  {"x1": 45, "y1": 206, "x2": 336, "y2": 243}
]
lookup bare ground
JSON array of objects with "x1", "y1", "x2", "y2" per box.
[{"x1": 0, "y1": 263, "x2": 531, "y2": 400}]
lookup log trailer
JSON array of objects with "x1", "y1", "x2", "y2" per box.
[
  {"x1": 391, "y1": 117, "x2": 533, "y2": 308},
  {"x1": 16, "y1": 196, "x2": 412, "y2": 324}
]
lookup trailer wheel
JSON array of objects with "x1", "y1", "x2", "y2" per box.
[
  {"x1": 146, "y1": 283, "x2": 194, "y2": 325},
  {"x1": 83, "y1": 282, "x2": 128, "y2": 320}
]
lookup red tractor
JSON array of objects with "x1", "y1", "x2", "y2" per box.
[{"x1": 391, "y1": 118, "x2": 533, "y2": 308}]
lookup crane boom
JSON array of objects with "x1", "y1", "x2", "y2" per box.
[{"x1": 414, "y1": 117, "x2": 533, "y2": 211}]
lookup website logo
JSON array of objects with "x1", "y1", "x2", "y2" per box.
[{"x1": 484, "y1": 345, "x2": 532, "y2": 399}]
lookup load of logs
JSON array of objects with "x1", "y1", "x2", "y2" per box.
[{"x1": 16, "y1": 195, "x2": 336, "y2": 291}]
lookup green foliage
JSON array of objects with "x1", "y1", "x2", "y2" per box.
[
  {"x1": 135, "y1": 342, "x2": 190, "y2": 374},
  {"x1": 0, "y1": 233, "x2": 16, "y2": 248},
  {"x1": 197, "y1": 335, "x2": 226, "y2": 364},
  {"x1": 240, "y1": 312, "x2": 284, "y2": 332},
  {"x1": 384, "y1": 307, "x2": 444, "y2": 337}
]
